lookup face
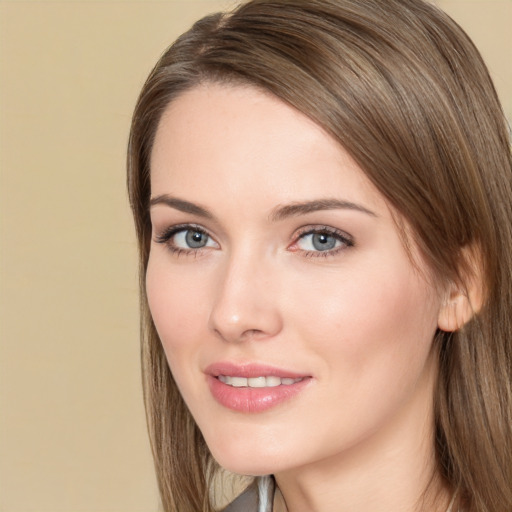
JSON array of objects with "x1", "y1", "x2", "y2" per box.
[{"x1": 147, "y1": 84, "x2": 443, "y2": 477}]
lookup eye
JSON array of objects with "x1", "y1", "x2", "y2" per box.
[
  {"x1": 154, "y1": 224, "x2": 218, "y2": 254},
  {"x1": 291, "y1": 226, "x2": 354, "y2": 256},
  {"x1": 174, "y1": 229, "x2": 213, "y2": 249},
  {"x1": 298, "y1": 232, "x2": 340, "y2": 251}
]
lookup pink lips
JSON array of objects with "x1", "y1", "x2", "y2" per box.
[{"x1": 205, "y1": 362, "x2": 311, "y2": 413}]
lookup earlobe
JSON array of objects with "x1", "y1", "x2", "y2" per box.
[
  {"x1": 437, "y1": 246, "x2": 484, "y2": 332},
  {"x1": 437, "y1": 290, "x2": 477, "y2": 332}
]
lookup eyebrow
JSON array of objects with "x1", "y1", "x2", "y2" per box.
[
  {"x1": 149, "y1": 194, "x2": 377, "y2": 221},
  {"x1": 269, "y1": 199, "x2": 377, "y2": 222},
  {"x1": 149, "y1": 194, "x2": 214, "y2": 219}
]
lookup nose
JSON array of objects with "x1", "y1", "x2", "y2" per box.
[{"x1": 208, "y1": 252, "x2": 283, "y2": 343}]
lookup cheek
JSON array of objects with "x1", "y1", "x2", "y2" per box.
[
  {"x1": 279, "y1": 263, "x2": 440, "y2": 456},
  {"x1": 145, "y1": 255, "x2": 208, "y2": 358},
  {"x1": 145, "y1": 255, "x2": 216, "y2": 411},
  {"x1": 289, "y1": 258, "x2": 439, "y2": 385}
]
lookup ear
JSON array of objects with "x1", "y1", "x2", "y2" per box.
[{"x1": 437, "y1": 245, "x2": 485, "y2": 332}]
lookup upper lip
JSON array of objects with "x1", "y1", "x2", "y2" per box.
[{"x1": 205, "y1": 362, "x2": 310, "y2": 379}]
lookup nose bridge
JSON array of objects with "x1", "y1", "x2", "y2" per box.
[{"x1": 208, "y1": 245, "x2": 282, "y2": 343}]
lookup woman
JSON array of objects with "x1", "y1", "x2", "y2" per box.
[{"x1": 127, "y1": 1, "x2": 512, "y2": 511}]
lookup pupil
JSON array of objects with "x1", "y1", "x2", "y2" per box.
[{"x1": 312, "y1": 233, "x2": 336, "y2": 251}]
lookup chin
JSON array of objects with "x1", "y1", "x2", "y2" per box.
[{"x1": 205, "y1": 434, "x2": 289, "y2": 476}]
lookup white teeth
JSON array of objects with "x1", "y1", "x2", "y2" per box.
[
  {"x1": 247, "y1": 377, "x2": 267, "y2": 388},
  {"x1": 265, "y1": 376, "x2": 282, "y2": 387},
  {"x1": 218, "y1": 375, "x2": 303, "y2": 388},
  {"x1": 230, "y1": 377, "x2": 247, "y2": 387}
]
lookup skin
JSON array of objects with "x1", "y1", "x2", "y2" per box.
[{"x1": 147, "y1": 83, "x2": 453, "y2": 512}]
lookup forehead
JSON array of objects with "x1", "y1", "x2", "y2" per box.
[{"x1": 150, "y1": 83, "x2": 384, "y2": 212}]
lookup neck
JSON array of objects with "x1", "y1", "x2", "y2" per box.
[{"x1": 273, "y1": 357, "x2": 451, "y2": 512}]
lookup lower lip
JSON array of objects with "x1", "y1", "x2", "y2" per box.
[{"x1": 207, "y1": 375, "x2": 311, "y2": 413}]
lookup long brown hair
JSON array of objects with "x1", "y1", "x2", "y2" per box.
[{"x1": 127, "y1": 1, "x2": 512, "y2": 510}]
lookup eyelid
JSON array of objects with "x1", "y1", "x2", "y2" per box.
[
  {"x1": 153, "y1": 223, "x2": 219, "y2": 254},
  {"x1": 289, "y1": 225, "x2": 354, "y2": 256},
  {"x1": 154, "y1": 223, "x2": 206, "y2": 242}
]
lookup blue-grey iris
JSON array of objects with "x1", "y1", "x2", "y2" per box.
[
  {"x1": 312, "y1": 233, "x2": 337, "y2": 251},
  {"x1": 186, "y1": 230, "x2": 208, "y2": 248}
]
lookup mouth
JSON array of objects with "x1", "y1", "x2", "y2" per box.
[{"x1": 205, "y1": 362, "x2": 311, "y2": 413}]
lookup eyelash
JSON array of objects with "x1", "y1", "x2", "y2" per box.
[
  {"x1": 154, "y1": 224, "x2": 212, "y2": 258},
  {"x1": 153, "y1": 224, "x2": 354, "y2": 258},
  {"x1": 292, "y1": 226, "x2": 354, "y2": 258}
]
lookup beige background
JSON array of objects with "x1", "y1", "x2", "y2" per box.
[{"x1": 0, "y1": 1, "x2": 510, "y2": 511}]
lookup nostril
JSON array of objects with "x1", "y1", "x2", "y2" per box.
[
  {"x1": 240, "y1": 329, "x2": 267, "y2": 341},
  {"x1": 212, "y1": 327, "x2": 266, "y2": 343}
]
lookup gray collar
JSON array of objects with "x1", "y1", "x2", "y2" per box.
[{"x1": 222, "y1": 476, "x2": 275, "y2": 512}]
